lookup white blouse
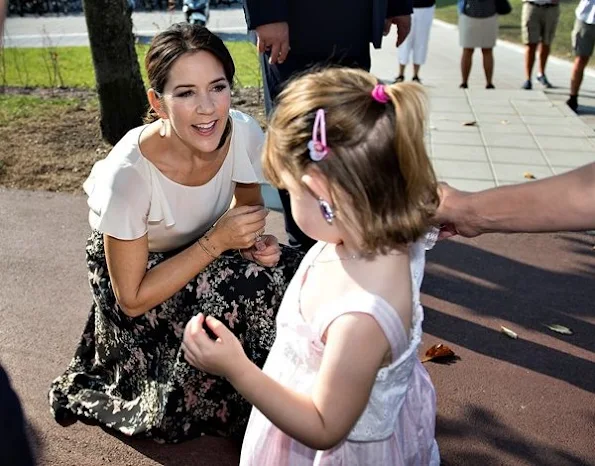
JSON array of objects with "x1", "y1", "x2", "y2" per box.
[{"x1": 82, "y1": 109, "x2": 266, "y2": 252}]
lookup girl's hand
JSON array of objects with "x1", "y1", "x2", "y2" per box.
[
  {"x1": 209, "y1": 205, "x2": 268, "y2": 252},
  {"x1": 182, "y1": 313, "x2": 247, "y2": 378},
  {"x1": 241, "y1": 234, "x2": 281, "y2": 267}
]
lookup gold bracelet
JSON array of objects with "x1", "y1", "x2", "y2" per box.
[{"x1": 198, "y1": 237, "x2": 217, "y2": 259}]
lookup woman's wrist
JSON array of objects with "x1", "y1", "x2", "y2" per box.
[{"x1": 199, "y1": 228, "x2": 225, "y2": 258}]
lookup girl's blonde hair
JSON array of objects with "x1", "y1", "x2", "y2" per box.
[{"x1": 263, "y1": 67, "x2": 439, "y2": 254}]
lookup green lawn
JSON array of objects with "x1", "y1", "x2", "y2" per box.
[
  {"x1": 0, "y1": 94, "x2": 92, "y2": 126},
  {"x1": 434, "y1": 0, "x2": 578, "y2": 60},
  {"x1": 0, "y1": 41, "x2": 261, "y2": 89}
]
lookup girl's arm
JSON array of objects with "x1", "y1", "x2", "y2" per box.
[{"x1": 183, "y1": 312, "x2": 391, "y2": 450}]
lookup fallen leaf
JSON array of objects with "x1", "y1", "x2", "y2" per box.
[
  {"x1": 501, "y1": 326, "x2": 518, "y2": 339},
  {"x1": 500, "y1": 120, "x2": 509, "y2": 125},
  {"x1": 544, "y1": 324, "x2": 573, "y2": 335},
  {"x1": 524, "y1": 172, "x2": 536, "y2": 180},
  {"x1": 421, "y1": 343, "x2": 458, "y2": 363},
  {"x1": 462, "y1": 121, "x2": 477, "y2": 126}
]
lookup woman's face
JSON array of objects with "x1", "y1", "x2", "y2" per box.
[{"x1": 160, "y1": 50, "x2": 231, "y2": 154}]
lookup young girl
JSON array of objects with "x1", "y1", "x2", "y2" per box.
[{"x1": 182, "y1": 67, "x2": 441, "y2": 465}]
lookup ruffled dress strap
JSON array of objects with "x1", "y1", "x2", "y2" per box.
[{"x1": 314, "y1": 293, "x2": 410, "y2": 362}]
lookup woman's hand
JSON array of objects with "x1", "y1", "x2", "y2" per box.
[
  {"x1": 209, "y1": 205, "x2": 268, "y2": 252},
  {"x1": 182, "y1": 313, "x2": 248, "y2": 378},
  {"x1": 241, "y1": 234, "x2": 281, "y2": 267}
]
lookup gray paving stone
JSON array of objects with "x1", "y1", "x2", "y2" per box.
[
  {"x1": 491, "y1": 163, "x2": 555, "y2": 183},
  {"x1": 431, "y1": 130, "x2": 483, "y2": 146},
  {"x1": 431, "y1": 144, "x2": 488, "y2": 161},
  {"x1": 544, "y1": 150, "x2": 595, "y2": 166},
  {"x1": 484, "y1": 133, "x2": 539, "y2": 150},
  {"x1": 440, "y1": 178, "x2": 497, "y2": 191},
  {"x1": 488, "y1": 148, "x2": 548, "y2": 165},
  {"x1": 536, "y1": 136, "x2": 595, "y2": 152},
  {"x1": 432, "y1": 159, "x2": 494, "y2": 180}
]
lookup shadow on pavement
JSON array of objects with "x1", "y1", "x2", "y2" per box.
[{"x1": 437, "y1": 405, "x2": 592, "y2": 466}]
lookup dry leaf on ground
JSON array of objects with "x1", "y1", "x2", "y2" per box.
[
  {"x1": 421, "y1": 344, "x2": 459, "y2": 364},
  {"x1": 544, "y1": 324, "x2": 573, "y2": 335},
  {"x1": 524, "y1": 172, "x2": 536, "y2": 180},
  {"x1": 501, "y1": 326, "x2": 518, "y2": 339}
]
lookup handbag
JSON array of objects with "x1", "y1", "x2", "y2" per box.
[{"x1": 495, "y1": 0, "x2": 512, "y2": 15}]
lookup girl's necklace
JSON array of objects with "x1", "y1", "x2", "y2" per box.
[{"x1": 311, "y1": 244, "x2": 402, "y2": 266}]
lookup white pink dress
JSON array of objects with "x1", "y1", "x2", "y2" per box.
[{"x1": 240, "y1": 239, "x2": 440, "y2": 466}]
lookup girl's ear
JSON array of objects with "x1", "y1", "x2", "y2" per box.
[
  {"x1": 147, "y1": 88, "x2": 169, "y2": 120},
  {"x1": 301, "y1": 167, "x2": 332, "y2": 204}
]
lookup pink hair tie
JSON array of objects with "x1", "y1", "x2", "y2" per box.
[
  {"x1": 307, "y1": 109, "x2": 329, "y2": 162},
  {"x1": 371, "y1": 84, "x2": 390, "y2": 104}
]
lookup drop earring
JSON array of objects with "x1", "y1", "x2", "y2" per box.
[
  {"x1": 159, "y1": 118, "x2": 167, "y2": 137},
  {"x1": 318, "y1": 197, "x2": 335, "y2": 225}
]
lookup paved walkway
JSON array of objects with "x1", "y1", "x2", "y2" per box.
[
  {"x1": 3, "y1": 8, "x2": 248, "y2": 47},
  {"x1": 372, "y1": 21, "x2": 595, "y2": 191},
  {"x1": 0, "y1": 14, "x2": 594, "y2": 466}
]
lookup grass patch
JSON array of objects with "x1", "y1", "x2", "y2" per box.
[
  {"x1": 0, "y1": 93, "x2": 95, "y2": 126},
  {"x1": 434, "y1": 0, "x2": 578, "y2": 60},
  {"x1": 0, "y1": 41, "x2": 261, "y2": 88}
]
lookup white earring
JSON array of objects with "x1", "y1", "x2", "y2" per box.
[{"x1": 159, "y1": 119, "x2": 167, "y2": 137}]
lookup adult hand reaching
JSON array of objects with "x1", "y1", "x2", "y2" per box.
[
  {"x1": 384, "y1": 15, "x2": 412, "y2": 47},
  {"x1": 434, "y1": 183, "x2": 481, "y2": 239},
  {"x1": 255, "y1": 22, "x2": 290, "y2": 65}
]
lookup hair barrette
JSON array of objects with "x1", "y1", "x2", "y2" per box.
[
  {"x1": 371, "y1": 83, "x2": 390, "y2": 104},
  {"x1": 307, "y1": 109, "x2": 329, "y2": 162}
]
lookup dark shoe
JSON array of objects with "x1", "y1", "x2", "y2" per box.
[
  {"x1": 459, "y1": 83, "x2": 468, "y2": 89},
  {"x1": 537, "y1": 74, "x2": 553, "y2": 89},
  {"x1": 412, "y1": 76, "x2": 422, "y2": 84},
  {"x1": 566, "y1": 96, "x2": 578, "y2": 112},
  {"x1": 486, "y1": 83, "x2": 495, "y2": 89},
  {"x1": 394, "y1": 75, "x2": 405, "y2": 83},
  {"x1": 522, "y1": 80, "x2": 532, "y2": 90}
]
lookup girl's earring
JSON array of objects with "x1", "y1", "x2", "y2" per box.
[
  {"x1": 318, "y1": 198, "x2": 335, "y2": 225},
  {"x1": 159, "y1": 118, "x2": 167, "y2": 137}
]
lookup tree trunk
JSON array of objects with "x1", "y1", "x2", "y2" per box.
[{"x1": 83, "y1": 0, "x2": 148, "y2": 145}]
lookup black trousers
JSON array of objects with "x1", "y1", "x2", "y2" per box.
[
  {"x1": 260, "y1": 51, "x2": 371, "y2": 251},
  {"x1": 0, "y1": 365, "x2": 34, "y2": 466}
]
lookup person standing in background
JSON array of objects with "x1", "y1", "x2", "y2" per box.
[
  {"x1": 520, "y1": 0, "x2": 560, "y2": 90},
  {"x1": 395, "y1": 0, "x2": 436, "y2": 84},
  {"x1": 458, "y1": 0, "x2": 498, "y2": 89},
  {"x1": 567, "y1": 0, "x2": 595, "y2": 112},
  {"x1": 243, "y1": 0, "x2": 413, "y2": 251}
]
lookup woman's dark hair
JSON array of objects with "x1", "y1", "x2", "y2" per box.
[{"x1": 144, "y1": 23, "x2": 235, "y2": 122}]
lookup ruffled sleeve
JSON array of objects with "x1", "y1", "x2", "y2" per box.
[
  {"x1": 229, "y1": 110, "x2": 266, "y2": 184},
  {"x1": 83, "y1": 158, "x2": 151, "y2": 240}
]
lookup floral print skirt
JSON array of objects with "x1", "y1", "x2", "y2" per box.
[{"x1": 49, "y1": 230, "x2": 303, "y2": 443}]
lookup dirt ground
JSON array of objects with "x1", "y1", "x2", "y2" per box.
[{"x1": 0, "y1": 86, "x2": 266, "y2": 192}]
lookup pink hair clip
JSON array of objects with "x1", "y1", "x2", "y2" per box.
[
  {"x1": 371, "y1": 83, "x2": 390, "y2": 104},
  {"x1": 307, "y1": 109, "x2": 329, "y2": 162}
]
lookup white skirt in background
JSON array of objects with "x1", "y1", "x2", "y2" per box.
[
  {"x1": 398, "y1": 6, "x2": 436, "y2": 65},
  {"x1": 458, "y1": 13, "x2": 498, "y2": 49}
]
